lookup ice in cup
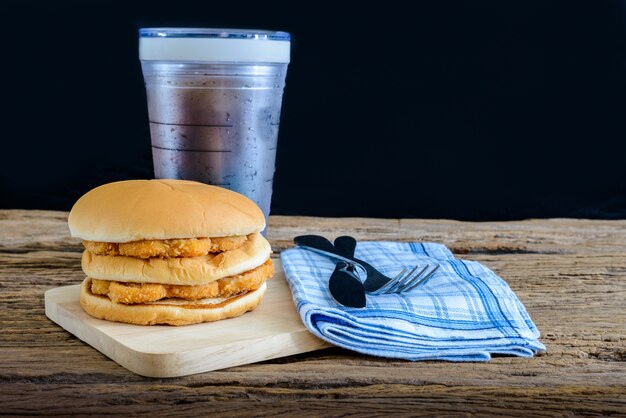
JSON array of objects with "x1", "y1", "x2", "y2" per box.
[{"x1": 139, "y1": 28, "x2": 291, "y2": 221}]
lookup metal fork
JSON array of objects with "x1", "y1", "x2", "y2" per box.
[
  {"x1": 365, "y1": 263, "x2": 440, "y2": 295},
  {"x1": 294, "y1": 235, "x2": 440, "y2": 294}
]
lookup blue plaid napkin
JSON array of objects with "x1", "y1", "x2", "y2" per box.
[{"x1": 280, "y1": 241, "x2": 545, "y2": 361}]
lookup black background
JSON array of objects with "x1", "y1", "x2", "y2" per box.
[{"x1": 2, "y1": 0, "x2": 626, "y2": 220}]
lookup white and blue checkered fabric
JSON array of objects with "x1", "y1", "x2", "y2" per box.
[{"x1": 280, "y1": 241, "x2": 545, "y2": 361}]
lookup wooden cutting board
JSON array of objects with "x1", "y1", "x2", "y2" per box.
[{"x1": 44, "y1": 259, "x2": 330, "y2": 378}]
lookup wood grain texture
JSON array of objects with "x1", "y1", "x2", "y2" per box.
[
  {"x1": 1, "y1": 209, "x2": 625, "y2": 415},
  {"x1": 44, "y1": 268, "x2": 328, "y2": 377}
]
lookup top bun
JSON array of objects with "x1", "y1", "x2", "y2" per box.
[{"x1": 68, "y1": 179, "x2": 265, "y2": 242}]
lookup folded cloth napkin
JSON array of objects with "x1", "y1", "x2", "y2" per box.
[{"x1": 280, "y1": 241, "x2": 545, "y2": 361}]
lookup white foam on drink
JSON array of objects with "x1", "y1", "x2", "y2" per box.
[{"x1": 140, "y1": 37, "x2": 290, "y2": 63}]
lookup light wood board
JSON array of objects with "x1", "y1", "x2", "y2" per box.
[{"x1": 44, "y1": 260, "x2": 330, "y2": 378}]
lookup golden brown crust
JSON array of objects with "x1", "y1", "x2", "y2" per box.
[
  {"x1": 81, "y1": 232, "x2": 271, "y2": 285},
  {"x1": 91, "y1": 259, "x2": 273, "y2": 304},
  {"x1": 208, "y1": 235, "x2": 248, "y2": 253},
  {"x1": 215, "y1": 259, "x2": 273, "y2": 297},
  {"x1": 80, "y1": 278, "x2": 267, "y2": 326},
  {"x1": 92, "y1": 280, "x2": 168, "y2": 304},
  {"x1": 82, "y1": 235, "x2": 248, "y2": 259},
  {"x1": 84, "y1": 241, "x2": 120, "y2": 256},
  {"x1": 90, "y1": 277, "x2": 113, "y2": 296},
  {"x1": 131, "y1": 238, "x2": 206, "y2": 258}
]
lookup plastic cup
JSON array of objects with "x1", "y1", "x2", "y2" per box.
[{"x1": 139, "y1": 28, "x2": 291, "y2": 222}]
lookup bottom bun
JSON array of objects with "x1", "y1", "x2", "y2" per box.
[{"x1": 80, "y1": 278, "x2": 267, "y2": 326}]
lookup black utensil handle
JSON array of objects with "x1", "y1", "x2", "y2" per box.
[
  {"x1": 329, "y1": 267, "x2": 366, "y2": 309},
  {"x1": 294, "y1": 235, "x2": 342, "y2": 255},
  {"x1": 295, "y1": 235, "x2": 371, "y2": 270},
  {"x1": 295, "y1": 244, "x2": 357, "y2": 265},
  {"x1": 333, "y1": 236, "x2": 357, "y2": 257},
  {"x1": 294, "y1": 235, "x2": 389, "y2": 291}
]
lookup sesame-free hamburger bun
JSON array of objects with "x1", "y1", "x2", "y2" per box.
[
  {"x1": 79, "y1": 279, "x2": 268, "y2": 326},
  {"x1": 68, "y1": 179, "x2": 274, "y2": 326},
  {"x1": 80, "y1": 231, "x2": 271, "y2": 285},
  {"x1": 68, "y1": 179, "x2": 265, "y2": 242}
]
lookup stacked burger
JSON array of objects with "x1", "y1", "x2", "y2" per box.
[{"x1": 68, "y1": 179, "x2": 273, "y2": 326}]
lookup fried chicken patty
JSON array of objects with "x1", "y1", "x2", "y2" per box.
[
  {"x1": 83, "y1": 235, "x2": 248, "y2": 259},
  {"x1": 90, "y1": 259, "x2": 273, "y2": 304}
]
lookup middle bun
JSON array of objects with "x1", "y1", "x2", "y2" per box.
[{"x1": 82, "y1": 232, "x2": 271, "y2": 285}]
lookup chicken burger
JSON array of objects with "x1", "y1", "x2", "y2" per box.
[{"x1": 68, "y1": 179, "x2": 273, "y2": 326}]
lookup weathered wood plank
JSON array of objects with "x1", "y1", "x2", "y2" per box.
[
  {"x1": 1, "y1": 384, "x2": 625, "y2": 416},
  {"x1": 1, "y1": 209, "x2": 625, "y2": 415}
]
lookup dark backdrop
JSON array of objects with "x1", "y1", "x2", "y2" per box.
[{"x1": 2, "y1": 0, "x2": 626, "y2": 220}]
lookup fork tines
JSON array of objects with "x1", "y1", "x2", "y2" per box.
[{"x1": 369, "y1": 264, "x2": 440, "y2": 295}]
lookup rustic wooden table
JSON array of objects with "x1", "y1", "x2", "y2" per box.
[{"x1": 1, "y1": 210, "x2": 625, "y2": 415}]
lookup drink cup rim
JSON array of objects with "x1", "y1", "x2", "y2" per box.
[{"x1": 139, "y1": 28, "x2": 290, "y2": 42}]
